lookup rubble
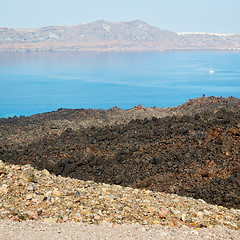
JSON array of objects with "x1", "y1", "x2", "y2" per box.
[{"x1": 0, "y1": 160, "x2": 239, "y2": 230}]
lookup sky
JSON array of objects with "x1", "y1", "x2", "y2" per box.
[{"x1": 0, "y1": 0, "x2": 239, "y2": 33}]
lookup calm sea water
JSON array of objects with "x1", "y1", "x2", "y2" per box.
[{"x1": 0, "y1": 51, "x2": 240, "y2": 118}]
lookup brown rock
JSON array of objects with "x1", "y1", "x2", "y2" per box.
[
  {"x1": 94, "y1": 215, "x2": 101, "y2": 221},
  {"x1": 168, "y1": 221, "x2": 175, "y2": 227},
  {"x1": 207, "y1": 127, "x2": 222, "y2": 143},
  {"x1": 228, "y1": 128, "x2": 240, "y2": 136},
  {"x1": 0, "y1": 166, "x2": 6, "y2": 176}
]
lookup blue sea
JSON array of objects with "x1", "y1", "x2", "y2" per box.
[{"x1": 0, "y1": 51, "x2": 240, "y2": 118}]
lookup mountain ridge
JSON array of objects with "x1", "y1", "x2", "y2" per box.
[{"x1": 0, "y1": 20, "x2": 240, "y2": 52}]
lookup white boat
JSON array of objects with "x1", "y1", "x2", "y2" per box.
[{"x1": 209, "y1": 66, "x2": 214, "y2": 74}]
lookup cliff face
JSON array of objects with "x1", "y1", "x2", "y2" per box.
[{"x1": 1, "y1": 20, "x2": 240, "y2": 52}]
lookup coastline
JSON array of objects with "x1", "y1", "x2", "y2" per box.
[{"x1": 0, "y1": 48, "x2": 240, "y2": 53}]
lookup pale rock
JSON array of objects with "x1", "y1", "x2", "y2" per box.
[
  {"x1": 43, "y1": 217, "x2": 58, "y2": 224},
  {"x1": 203, "y1": 210, "x2": 211, "y2": 216},
  {"x1": 63, "y1": 215, "x2": 69, "y2": 222},
  {"x1": 197, "y1": 211, "x2": 204, "y2": 218},
  {"x1": 21, "y1": 169, "x2": 37, "y2": 183},
  {"x1": 171, "y1": 209, "x2": 181, "y2": 219},
  {"x1": 0, "y1": 184, "x2": 8, "y2": 194},
  {"x1": 26, "y1": 183, "x2": 36, "y2": 191},
  {"x1": 46, "y1": 191, "x2": 52, "y2": 197},
  {"x1": 52, "y1": 188, "x2": 61, "y2": 197},
  {"x1": 42, "y1": 169, "x2": 50, "y2": 175},
  {"x1": 159, "y1": 207, "x2": 170, "y2": 218},
  {"x1": 25, "y1": 193, "x2": 34, "y2": 200},
  {"x1": 181, "y1": 213, "x2": 186, "y2": 222},
  {"x1": 32, "y1": 195, "x2": 45, "y2": 203},
  {"x1": 94, "y1": 215, "x2": 101, "y2": 221},
  {"x1": 26, "y1": 210, "x2": 38, "y2": 219},
  {"x1": 74, "y1": 213, "x2": 83, "y2": 221}
]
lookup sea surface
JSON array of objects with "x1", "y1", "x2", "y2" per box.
[{"x1": 0, "y1": 51, "x2": 240, "y2": 118}]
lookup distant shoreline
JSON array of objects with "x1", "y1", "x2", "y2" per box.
[
  {"x1": 1, "y1": 20, "x2": 240, "y2": 53},
  {"x1": 1, "y1": 49, "x2": 240, "y2": 54}
]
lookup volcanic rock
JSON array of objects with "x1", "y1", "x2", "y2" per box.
[{"x1": 0, "y1": 96, "x2": 239, "y2": 209}]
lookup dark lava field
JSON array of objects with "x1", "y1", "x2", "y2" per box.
[{"x1": 0, "y1": 96, "x2": 239, "y2": 209}]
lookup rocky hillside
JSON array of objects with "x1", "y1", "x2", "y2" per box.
[
  {"x1": 0, "y1": 20, "x2": 240, "y2": 52},
  {"x1": 0, "y1": 96, "x2": 239, "y2": 149},
  {"x1": 0, "y1": 96, "x2": 239, "y2": 210},
  {"x1": 0, "y1": 160, "x2": 239, "y2": 230}
]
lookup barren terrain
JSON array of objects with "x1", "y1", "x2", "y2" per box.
[{"x1": 0, "y1": 96, "x2": 239, "y2": 239}]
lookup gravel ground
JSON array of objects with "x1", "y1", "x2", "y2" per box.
[
  {"x1": 0, "y1": 220, "x2": 239, "y2": 240},
  {"x1": 0, "y1": 162, "x2": 240, "y2": 239},
  {"x1": 1, "y1": 161, "x2": 239, "y2": 229}
]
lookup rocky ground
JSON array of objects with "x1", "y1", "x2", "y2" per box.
[
  {"x1": 0, "y1": 160, "x2": 239, "y2": 239},
  {"x1": 0, "y1": 96, "x2": 239, "y2": 239},
  {"x1": 1, "y1": 96, "x2": 239, "y2": 209},
  {"x1": 0, "y1": 96, "x2": 239, "y2": 150}
]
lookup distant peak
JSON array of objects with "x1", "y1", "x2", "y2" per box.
[
  {"x1": 91, "y1": 19, "x2": 111, "y2": 25},
  {"x1": 130, "y1": 20, "x2": 148, "y2": 24},
  {"x1": 88, "y1": 19, "x2": 149, "y2": 26},
  {"x1": 95, "y1": 19, "x2": 107, "y2": 23}
]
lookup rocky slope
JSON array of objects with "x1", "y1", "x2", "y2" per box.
[
  {"x1": 0, "y1": 20, "x2": 240, "y2": 52},
  {"x1": 0, "y1": 96, "x2": 239, "y2": 149},
  {"x1": 0, "y1": 96, "x2": 239, "y2": 210},
  {"x1": 0, "y1": 160, "x2": 239, "y2": 230}
]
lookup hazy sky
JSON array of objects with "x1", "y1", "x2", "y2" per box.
[{"x1": 0, "y1": 0, "x2": 239, "y2": 33}]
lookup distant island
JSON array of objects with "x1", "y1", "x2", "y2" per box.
[{"x1": 0, "y1": 20, "x2": 240, "y2": 52}]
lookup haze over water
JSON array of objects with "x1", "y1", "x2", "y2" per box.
[{"x1": 0, "y1": 51, "x2": 240, "y2": 118}]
